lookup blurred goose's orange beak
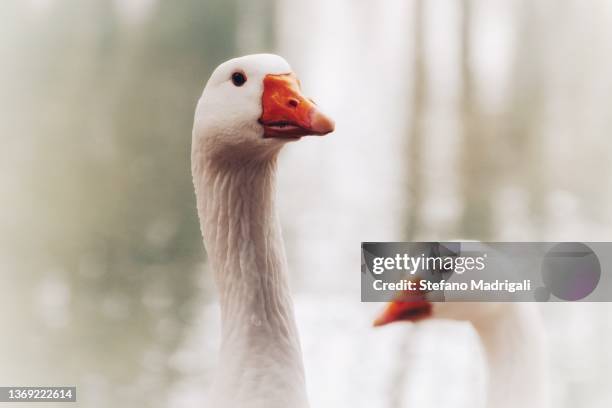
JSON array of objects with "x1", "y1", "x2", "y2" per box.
[
  {"x1": 373, "y1": 299, "x2": 433, "y2": 327},
  {"x1": 259, "y1": 73, "x2": 335, "y2": 138},
  {"x1": 373, "y1": 281, "x2": 433, "y2": 327}
]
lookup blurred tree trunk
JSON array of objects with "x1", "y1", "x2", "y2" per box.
[
  {"x1": 459, "y1": 0, "x2": 493, "y2": 239},
  {"x1": 405, "y1": 0, "x2": 426, "y2": 241},
  {"x1": 390, "y1": 3, "x2": 426, "y2": 407},
  {"x1": 506, "y1": 0, "x2": 547, "y2": 238}
]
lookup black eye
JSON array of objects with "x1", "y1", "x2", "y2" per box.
[{"x1": 231, "y1": 72, "x2": 247, "y2": 87}]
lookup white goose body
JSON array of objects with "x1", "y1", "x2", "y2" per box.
[
  {"x1": 376, "y1": 301, "x2": 548, "y2": 407},
  {"x1": 191, "y1": 54, "x2": 334, "y2": 408},
  {"x1": 439, "y1": 303, "x2": 549, "y2": 408}
]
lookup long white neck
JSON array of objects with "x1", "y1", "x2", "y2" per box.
[
  {"x1": 473, "y1": 304, "x2": 549, "y2": 408},
  {"x1": 193, "y1": 151, "x2": 309, "y2": 408}
]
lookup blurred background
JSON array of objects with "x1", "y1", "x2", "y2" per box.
[{"x1": 1, "y1": 0, "x2": 612, "y2": 407}]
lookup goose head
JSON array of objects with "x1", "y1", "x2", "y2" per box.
[
  {"x1": 373, "y1": 293, "x2": 506, "y2": 327},
  {"x1": 193, "y1": 54, "x2": 335, "y2": 162},
  {"x1": 372, "y1": 267, "x2": 504, "y2": 327}
]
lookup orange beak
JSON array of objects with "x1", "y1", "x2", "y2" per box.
[
  {"x1": 259, "y1": 73, "x2": 335, "y2": 138},
  {"x1": 373, "y1": 299, "x2": 433, "y2": 327},
  {"x1": 373, "y1": 282, "x2": 433, "y2": 327}
]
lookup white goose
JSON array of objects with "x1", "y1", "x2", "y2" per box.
[
  {"x1": 375, "y1": 301, "x2": 549, "y2": 408},
  {"x1": 191, "y1": 54, "x2": 334, "y2": 408}
]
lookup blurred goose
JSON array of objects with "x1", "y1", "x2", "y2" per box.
[
  {"x1": 191, "y1": 54, "x2": 334, "y2": 408},
  {"x1": 375, "y1": 300, "x2": 548, "y2": 408}
]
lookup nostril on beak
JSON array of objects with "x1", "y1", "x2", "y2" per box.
[{"x1": 288, "y1": 98, "x2": 299, "y2": 108}]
